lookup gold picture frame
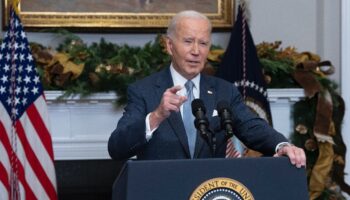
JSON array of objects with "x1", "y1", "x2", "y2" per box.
[{"x1": 3, "y1": 0, "x2": 234, "y2": 31}]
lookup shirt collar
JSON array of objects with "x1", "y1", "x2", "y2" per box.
[{"x1": 170, "y1": 64, "x2": 200, "y2": 93}]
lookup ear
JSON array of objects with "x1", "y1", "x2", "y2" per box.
[{"x1": 165, "y1": 37, "x2": 173, "y2": 56}]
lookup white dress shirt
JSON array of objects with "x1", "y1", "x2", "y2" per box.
[{"x1": 145, "y1": 64, "x2": 200, "y2": 140}]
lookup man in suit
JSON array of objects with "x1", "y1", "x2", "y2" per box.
[{"x1": 108, "y1": 10, "x2": 306, "y2": 168}]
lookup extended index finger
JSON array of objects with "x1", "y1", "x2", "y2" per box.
[{"x1": 168, "y1": 85, "x2": 183, "y2": 94}]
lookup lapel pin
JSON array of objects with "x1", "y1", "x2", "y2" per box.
[{"x1": 207, "y1": 90, "x2": 213, "y2": 94}]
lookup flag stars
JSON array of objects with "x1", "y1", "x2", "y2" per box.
[
  {"x1": 26, "y1": 65, "x2": 33, "y2": 73},
  {"x1": 15, "y1": 87, "x2": 21, "y2": 95},
  {"x1": 16, "y1": 76, "x2": 22, "y2": 84},
  {"x1": 13, "y1": 42, "x2": 19, "y2": 50},
  {"x1": 23, "y1": 86, "x2": 29, "y2": 95},
  {"x1": 15, "y1": 97, "x2": 20, "y2": 105},
  {"x1": 20, "y1": 54, "x2": 25, "y2": 62},
  {"x1": 2, "y1": 10, "x2": 47, "y2": 120},
  {"x1": 15, "y1": 20, "x2": 21, "y2": 28},
  {"x1": 33, "y1": 76, "x2": 40, "y2": 84},
  {"x1": 6, "y1": 53, "x2": 11, "y2": 61},
  {"x1": 4, "y1": 64, "x2": 10, "y2": 72},
  {"x1": 0, "y1": 86, "x2": 6, "y2": 94},
  {"x1": 1, "y1": 75, "x2": 8, "y2": 83},
  {"x1": 6, "y1": 98, "x2": 11, "y2": 105},
  {"x1": 20, "y1": 43, "x2": 26, "y2": 50},
  {"x1": 24, "y1": 76, "x2": 31, "y2": 84},
  {"x1": 15, "y1": 19, "x2": 20, "y2": 27},
  {"x1": 22, "y1": 98, "x2": 27, "y2": 105},
  {"x1": 13, "y1": 53, "x2": 18, "y2": 61},
  {"x1": 31, "y1": 87, "x2": 39, "y2": 95},
  {"x1": 27, "y1": 54, "x2": 33, "y2": 61},
  {"x1": 18, "y1": 65, "x2": 23, "y2": 72},
  {"x1": 12, "y1": 108, "x2": 19, "y2": 117},
  {"x1": 21, "y1": 31, "x2": 26, "y2": 39}
]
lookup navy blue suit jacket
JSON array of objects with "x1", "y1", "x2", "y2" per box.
[{"x1": 108, "y1": 67, "x2": 288, "y2": 160}]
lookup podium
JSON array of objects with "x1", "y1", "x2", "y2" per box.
[{"x1": 112, "y1": 157, "x2": 308, "y2": 200}]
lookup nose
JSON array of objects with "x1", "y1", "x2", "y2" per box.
[{"x1": 191, "y1": 42, "x2": 199, "y2": 55}]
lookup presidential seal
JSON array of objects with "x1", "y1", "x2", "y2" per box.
[{"x1": 189, "y1": 177, "x2": 254, "y2": 200}]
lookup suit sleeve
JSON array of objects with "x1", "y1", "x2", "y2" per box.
[
  {"x1": 108, "y1": 84, "x2": 149, "y2": 160},
  {"x1": 229, "y1": 86, "x2": 288, "y2": 156}
]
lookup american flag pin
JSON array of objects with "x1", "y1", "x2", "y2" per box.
[{"x1": 207, "y1": 90, "x2": 213, "y2": 94}]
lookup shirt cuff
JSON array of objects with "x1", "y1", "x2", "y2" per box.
[
  {"x1": 275, "y1": 142, "x2": 292, "y2": 153},
  {"x1": 145, "y1": 113, "x2": 158, "y2": 141}
]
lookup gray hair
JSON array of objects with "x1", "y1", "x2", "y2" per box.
[{"x1": 166, "y1": 10, "x2": 212, "y2": 39}]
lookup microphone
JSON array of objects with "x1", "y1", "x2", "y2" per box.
[
  {"x1": 191, "y1": 99, "x2": 209, "y2": 137},
  {"x1": 191, "y1": 99, "x2": 216, "y2": 155},
  {"x1": 216, "y1": 100, "x2": 234, "y2": 138}
]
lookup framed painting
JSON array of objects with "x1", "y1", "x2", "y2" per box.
[{"x1": 2, "y1": 0, "x2": 234, "y2": 31}]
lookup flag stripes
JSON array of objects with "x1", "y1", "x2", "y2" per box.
[
  {"x1": 1, "y1": 102, "x2": 56, "y2": 199},
  {"x1": 27, "y1": 97, "x2": 54, "y2": 160},
  {"x1": 225, "y1": 139, "x2": 241, "y2": 158},
  {"x1": 0, "y1": 120, "x2": 37, "y2": 200},
  {"x1": 16, "y1": 117, "x2": 57, "y2": 199},
  {"x1": 0, "y1": 151, "x2": 11, "y2": 198}
]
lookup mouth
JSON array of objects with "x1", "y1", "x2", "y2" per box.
[{"x1": 187, "y1": 60, "x2": 201, "y2": 65}]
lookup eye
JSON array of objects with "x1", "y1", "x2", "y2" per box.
[
  {"x1": 184, "y1": 39, "x2": 192, "y2": 44},
  {"x1": 199, "y1": 41, "x2": 209, "y2": 47}
]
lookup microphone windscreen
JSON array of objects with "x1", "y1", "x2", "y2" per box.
[
  {"x1": 216, "y1": 100, "x2": 230, "y2": 113},
  {"x1": 191, "y1": 99, "x2": 206, "y2": 115}
]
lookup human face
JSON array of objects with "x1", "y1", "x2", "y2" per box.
[{"x1": 166, "y1": 17, "x2": 211, "y2": 80}]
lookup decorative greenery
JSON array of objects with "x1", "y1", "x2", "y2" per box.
[
  {"x1": 31, "y1": 32, "x2": 170, "y2": 104},
  {"x1": 23, "y1": 33, "x2": 349, "y2": 199},
  {"x1": 255, "y1": 42, "x2": 348, "y2": 199}
]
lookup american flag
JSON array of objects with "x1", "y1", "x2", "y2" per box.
[
  {"x1": 0, "y1": 6, "x2": 57, "y2": 200},
  {"x1": 216, "y1": 3, "x2": 273, "y2": 158}
]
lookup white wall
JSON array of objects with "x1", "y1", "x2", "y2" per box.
[{"x1": 249, "y1": 0, "x2": 340, "y2": 82}]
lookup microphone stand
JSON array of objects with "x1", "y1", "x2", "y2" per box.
[
  {"x1": 197, "y1": 128, "x2": 216, "y2": 157},
  {"x1": 209, "y1": 130, "x2": 216, "y2": 156}
]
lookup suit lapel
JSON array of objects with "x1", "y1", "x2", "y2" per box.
[
  {"x1": 194, "y1": 75, "x2": 216, "y2": 158},
  {"x1": 154, "y1": 68, "x2": 191, "y2": 157}
]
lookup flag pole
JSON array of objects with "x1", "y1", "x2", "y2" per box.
[
  {"x1": 239, "y1": 0, "x2": 248, "y2": 100},
  {"x1": 9, "y1": 1, "x2": 21, "y2": 199}
]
